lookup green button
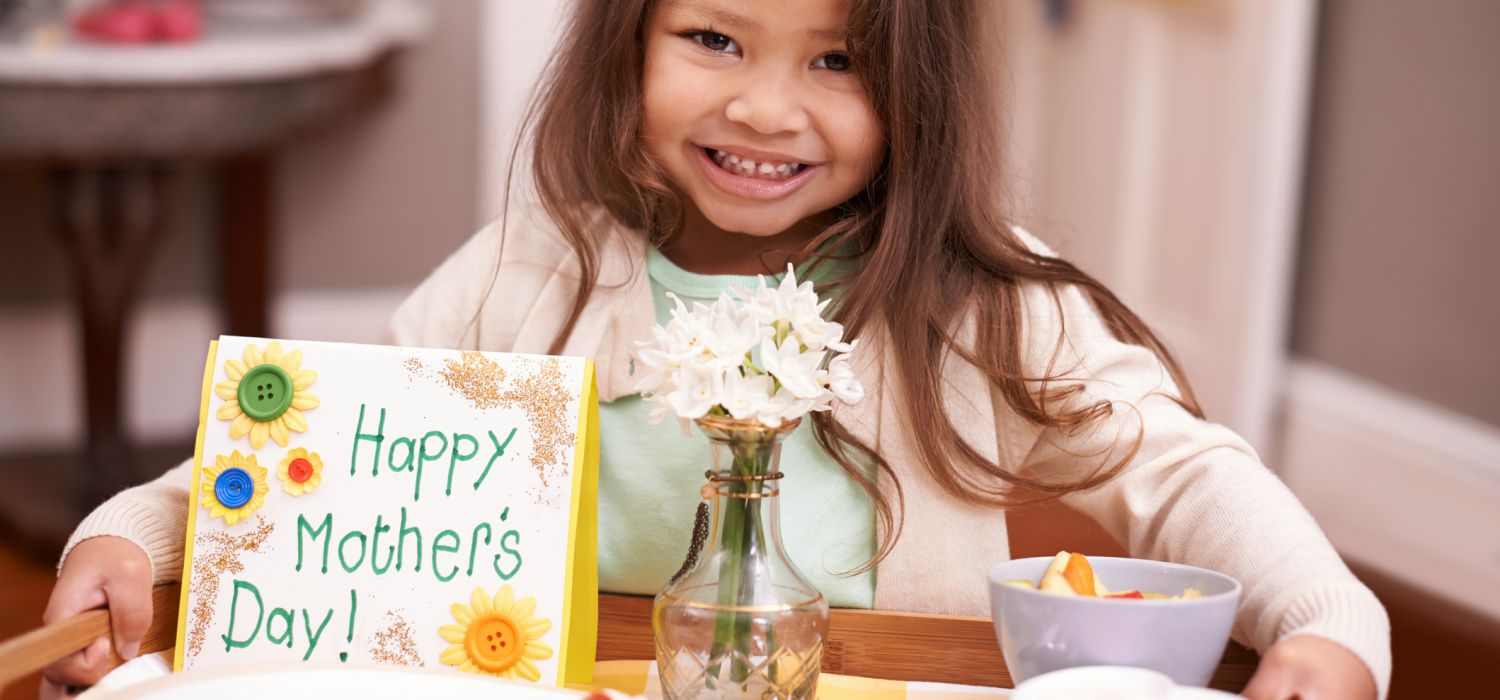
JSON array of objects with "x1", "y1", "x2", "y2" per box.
[{"x1": 238, "y1": 363, "x2": 294, "y2": 422}]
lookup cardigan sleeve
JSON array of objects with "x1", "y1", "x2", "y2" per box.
[
  {"x1": 384, "y1": 205, "x2": 576, "y2": 351},
  {"x1": 60, "y1": 458, "x2": 193, "y2": 584},
  {"x1": 1011, "y1": 265, "x2": 1391, "y2": 698}
]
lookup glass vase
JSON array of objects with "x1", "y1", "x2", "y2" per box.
[{"x1": 652, "y1": 415, "x2": 830, "y2": 700}]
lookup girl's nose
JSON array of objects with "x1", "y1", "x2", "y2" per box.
[{"x1": 724, "y1": 78, "x2": 811, "y2": 136}]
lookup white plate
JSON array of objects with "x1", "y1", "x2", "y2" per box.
[
  {"x1": 1012, "y1": 666, "x2": 1240, "y2": 700},
  {"x1": 94, "y1": 663, "x2": 600, "y2": 699}
]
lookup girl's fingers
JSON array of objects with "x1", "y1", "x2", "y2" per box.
[
  {"x1": 41, "y1": 573, "x2": 106, "y2": 625},
  {"x1": 42, "y1": 636, "x2": 112, "y2": 689},
  {"x1": 1240, "y1": 660, "x2": 1295, "y2": 700},
  {"x1": 100, "y1": 558, "x2": 153, "y2": 660},
  {"x1": 39, "y1": 677, "x2": 69, "y2": 700}
]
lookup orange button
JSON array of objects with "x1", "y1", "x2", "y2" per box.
[{"x1": 465, "y1": 612, "x2": 524, "y2": 672}]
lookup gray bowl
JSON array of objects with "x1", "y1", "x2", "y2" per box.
[{"x1": 986, "y1": 556, "x2": 1241, "y2": 686}]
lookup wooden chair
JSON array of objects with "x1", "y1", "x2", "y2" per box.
[{"x1": 0, "y1": 584, "x2": 1258, "y2": 693}]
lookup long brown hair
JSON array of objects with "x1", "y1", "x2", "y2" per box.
[{"x1": 510, "y1": 0, "x2": 1201, "y2": 570}]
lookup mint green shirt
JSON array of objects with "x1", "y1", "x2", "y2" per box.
[{"x1": 596, "y1": 248, "x2": 876, "y2": 608}]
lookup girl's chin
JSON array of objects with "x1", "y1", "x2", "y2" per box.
[{"x1": 696, "y1": 204, "x2": 807, "y2": 238}]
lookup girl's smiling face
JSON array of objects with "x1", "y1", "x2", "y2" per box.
[{"x1": 642, "y1": 0, "x2": 885, "y2": 241}]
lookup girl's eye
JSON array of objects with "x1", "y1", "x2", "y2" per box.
[
  {"x1": 685, "y1": 30, "x2": 738, "y2": 54},
  {"x1": 814, "y1": 52, "x2": 853, "y2": 72}
]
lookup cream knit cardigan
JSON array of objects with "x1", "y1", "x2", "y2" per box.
[{"x1": 65, "y1": 207, "x2": 1391, "y2": 696}]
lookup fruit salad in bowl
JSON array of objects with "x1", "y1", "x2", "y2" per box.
[{"x1": 987, "y1": 553, "x2": 1241, "y2": 686}]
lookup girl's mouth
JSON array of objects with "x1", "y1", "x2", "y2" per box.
[
  {"x1": 703, "y1": 147, "x2": 808, "y2": 181},
  {"x1": 693, "y1": 145, "x2": 819, "y2": 200}
]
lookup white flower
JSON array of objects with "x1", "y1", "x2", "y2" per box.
[
  {"x1": 664, "y1": 361, "x2": 724, "y2": 421},
  {"x1": 826, "y1": 348, "x2": 865, "y2": 404},
  {"x1": 704, "y1": 292, "x2": 765, "y2": 364},
  {"x1": 758, "y1": 336, "x2": 824, "y2": 400},
  {"x1": 741, "y1": 266, "x2": 815, "y2": 325},
  {"x1": 632, "y1": 264, "x2": 865, "y2": 428},
  {"x1": 720, "y1": 371, "x2": 770, "y2": 421}
]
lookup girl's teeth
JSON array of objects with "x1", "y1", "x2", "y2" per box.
[{"x1": 708, "y1": 148, "x2": 806, "y2": 181}]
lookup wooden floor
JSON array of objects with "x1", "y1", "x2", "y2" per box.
[{"x1": 0, "y1": 449, "x2": 1493, "y2": 699}]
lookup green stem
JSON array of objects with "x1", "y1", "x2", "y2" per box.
[{"x1": 706, "y1": 441, "x2": 766, "y2": 687}]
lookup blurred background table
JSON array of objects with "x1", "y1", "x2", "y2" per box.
[{"x1": 0, "y1": 0, "x2": 426, "y2": 518}]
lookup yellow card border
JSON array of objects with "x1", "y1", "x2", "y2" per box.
[
  {"x1": 556, "y1": 359, "x2": 599, "y2": 687},
  {"x1": 173, "y1": 340, "x2": 219, "y2": 671}
]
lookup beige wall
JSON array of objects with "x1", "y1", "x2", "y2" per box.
[
  {"x1": 0, "y1": 0, "x2": 481, "y2": 308},
  {"x1": 1293, "y1": 0, "x2": 1500, "y2": 426}
]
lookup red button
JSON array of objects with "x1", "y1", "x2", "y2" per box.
[{"x1": 287, "y1": 458, "x2": 313, "y2": 483}]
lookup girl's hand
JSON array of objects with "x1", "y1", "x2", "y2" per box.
[
  {"x1": 1242, "y1": 635, "x2": 1377, "y2": 700},
  {"x1": 39, "y1": 536, "x2": 154, "y2": 695}
]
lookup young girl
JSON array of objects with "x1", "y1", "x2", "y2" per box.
[{"x1": 43, "y1": 1, "x2": 1390, "y2": 698}]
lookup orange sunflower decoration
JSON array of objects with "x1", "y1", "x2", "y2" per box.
[{"x1": 439, "y1": 586, "x2": 553, "y2": 681}]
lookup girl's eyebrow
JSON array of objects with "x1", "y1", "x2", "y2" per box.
[
  {"x1": 667, "y1": 0, "x2": 844, "y2": 40},
  {"x1": 668, "y1": 0, "x2": 757, "y2": 31}
]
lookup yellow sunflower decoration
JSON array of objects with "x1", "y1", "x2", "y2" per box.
[
  {"x1": 200, "y1": 451, "x2": 269, "y2": 525},
  {"x1": 439, "y1": 585, "x2": 553, "y2": 681},
  {"x1": 277, "y1": 447, "x2": 324, "y2": 496},
  {"x1": 215, "y1": 341, "x2": 319, "y2": 449}
]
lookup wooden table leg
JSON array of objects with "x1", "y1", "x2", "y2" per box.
[
  {"x1": 217, "y1": 154, "x2": 270, "y2": 339},
  {"x1": 52, "y1": 163, "x2": 166, "y2": 513}
]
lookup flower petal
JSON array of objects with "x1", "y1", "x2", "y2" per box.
[
  {"x1": 291, "y1": 393, "x2": 320, "y2": 410},
  {"x1": 438, "y1": 624, "x2": 465, "y2": 644},
  {"x1": 244, "y1": 344, "x2": 263, "y2": 367},
  {"x1": 226, "y1": 359, "x2": 247, "y2": 381},
  {"x1": 471, "y1": 588, "x2": 492, "y2": 613},
  {"x1": 280, "y1": 349, "x2": 303, "y2": 373},
  {"x1": 522, "y1": 617, "x2": 551, "y2": 637},
  {"x1": 214, "y1": 381, "x2": 240, "y2": 401},
  {"x1": 230, "y1": 414, "x2": 253, "y2": 439},
  {"x1": 292, "y1": 370, "x2": 318, "y2": 390},
  {"x1": 510, "y1": 596, "x2": 536, "y2": 622},
  {"x1": 451, "y1": 603, "x2": 475, "y2": 626},
  {"x1": 264, "y1": 341, "x2": 283, "y2": 366},
  {"x1": 460, "y1": 660, "x2": 479, "y2": 674},
  {"x1": 524, "y1": 640, "x2": 553, "y2": 660},
  {"x1": 439, "y1": 645, "x2": 469, "y2": 666},
  {"x1": 269, "y1": 417, "x2": 290, "y2": 446},
  {"x1": 516, "y1": 657, "x2": 540, "y2": 681},
  {"x1": 249, "y1": 421, "x2": 269, "y2": 449},
  {"x1": 216, "y1": 401, "x2": 243, "y2": 421},
  {"x1": 493, "y1": 586, "x2": 514, "y2": 615},
  {"x1": 282, "y1": 408, "x2": 308, "y2": 433}
]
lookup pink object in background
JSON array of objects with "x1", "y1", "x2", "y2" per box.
[{"x1": 72, "y1": 0, "x2": 202, "y2": 44}]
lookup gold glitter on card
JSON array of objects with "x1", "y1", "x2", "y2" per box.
[
  {"x1": 403, "y1": 356, "x2": 429, "y2": 382},
  {"x1": 439, "y1": 352, "x2": 507, "y2": 409},
  {"x1": 187, "y1": 517, "x2": 275, "y2": 661},
  {"x1": 432, "y1": 353, "x2": 577, "y2": 504},
  {"x1": 498, "y1": 358, "x2": 574, "y2": 491},
  {"x1": 368, "y1": 610, "x2": 424, "y2": 667}
]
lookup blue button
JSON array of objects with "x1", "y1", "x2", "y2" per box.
[{"x1": 215, "y1": 467, "x2": 254, "y2": 509}]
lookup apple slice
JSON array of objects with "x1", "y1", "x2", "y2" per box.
[
  {"x1": 1062, "y1": 551, "x2": 1096, "y2": 596},
  {"x1": 1038, "y1": 551, "x2": 1076, "y2": 595}
]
